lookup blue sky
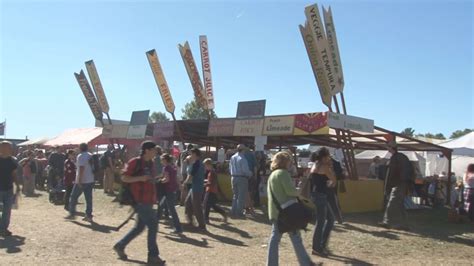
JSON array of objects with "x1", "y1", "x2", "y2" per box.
[{"x1": 1, "y1": 0, "x2": 472, "y2": 140}]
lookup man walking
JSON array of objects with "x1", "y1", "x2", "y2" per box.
[
  {"x1": 229, "y1": 144, "x2": 253, "y2": 218},
  {"x1": 184, "y1": 148, "x2": 206, "y2": 230},
  {"x1": 380, "y1": 140, "x2": 413, "y2": 230},
  {"x1": 113, "y1": 141, "x2": 165, "y2": 265},
  {"x1": 67, "y1": 143, "x2": 95, "y2": 222},
  {"x1": 0, "y1": 141, "x2": 19, "y2": 237},
  {"x1": 102, "y1": 144, "x2": 116, "y2": 195},
  {"x1": 47, "y1": 146, "x2": 66, "y2": 190}
]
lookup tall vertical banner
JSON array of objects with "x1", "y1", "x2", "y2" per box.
[
  {"x1": 146, "y1": 49, "x2": 176, "y2": 113},
  {"x1": 305, "y1": 4, "x2": 339, "y2": 97},
  {"x1": 74, "y1": 70, "x2": 103, "y2": 121},
  {"x1": 178, "y1": 41, "x2": 208, "y2": 110},
  {"x1": 85, "y1": 60, "x2": 110, "y2": 113},
  {"x1": 199, "y1": 35, "x2": 215, "y2": 110},
  {"x1": 323, "y1": 6, "x2": 344, "y2": 93},
  {"x1": 299, "y1": 23, "x2": 332, "y2": 108}
]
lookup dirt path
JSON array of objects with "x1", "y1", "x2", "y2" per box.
[{"x1": 1, "y1": 190, "x2": 473, "y2": 265}]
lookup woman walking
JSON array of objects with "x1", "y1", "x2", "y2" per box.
[
  {"x1": 63, "y1": 149, "x2": 76, "y2": 211},
  {"x1": 463, "y1": 164, "x2": 474, "y2": 222},
  {"x1": 310, "y1": 147, "x2": 337, "y2": 257},
  {"x1": 266, "y1": 151, "x2": 314, "y2": 266}
]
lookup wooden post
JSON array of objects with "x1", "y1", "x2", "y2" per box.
[
  {"x1": 446, "y1": 151, "x2": 452, "y2": 206},
  {"x1": 171, "y1": 113, "x2": 185, "y2": 145}
]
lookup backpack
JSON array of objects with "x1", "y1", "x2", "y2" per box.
[
  {"x1": 99, "y1": 154, "x2": 108, "y2": 170},
  {"x1": 118, "y1": 158, "x2": 142, "y2": 206},
  {"x1": 89, "y1": 154, "x2": 100, "y2": 174}
]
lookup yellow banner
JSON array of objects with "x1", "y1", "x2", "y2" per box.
[
  {"x1": 323, "y1": 6, "x2": 344, "y2": 93},
  {"x1": 146, "y1": 49, "x2": 176, "y2": 113},
  {"x1": 85, "y1": 60, "x2": 110, "y2": 113},
  {"x1": 179, "y1": 42, "x2": 208, "y2": 109},
  {"x1": 199, "y1": 35, "x2": 215, "y2": 110}
]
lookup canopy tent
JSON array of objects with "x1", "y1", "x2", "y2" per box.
[
  {"x1": 44, "y1": 128, "x2": 103, "y2": 148},
  {"x1": 44, "y1": 127, "x2": 151, "y2": 149},
  {"x1": 355, "y1": 150, "x2": 426, "y2": 179},
  {"x1": 17, "y1": 137, "x2": 50, "y2": 147},
  {"x1": 440, "y1": 132, "x2": 474, "y2": 156}
]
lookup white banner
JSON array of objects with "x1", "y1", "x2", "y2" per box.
[
  {"x1": 323, "y1": 6, "x2": 344, "y2": 94},
  {"x1": 127, "y1": 125, "x2": 148, "y2": 139},
  {"x1": 305, "y1": 4, "x2": 339, "y2": 97},
  {"x1": 199, "y1": 35, "x2": 215, "y2": 110}
]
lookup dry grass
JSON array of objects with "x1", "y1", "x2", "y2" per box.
[{"x1": 1, "y1": 189, "x2": 473, "y2": 265}]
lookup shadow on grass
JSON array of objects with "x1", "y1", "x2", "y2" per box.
[
  {"x1": 164, "y1": 234, "x2": 209, "y2": 248},
  {"x1": 208, "y1": 222, "x2": 252, "y2": 239},
  {"x1": 342, "y1": 224, "x2": 400, "y2": 241},
  {"x1": 122, "y1": 258, "x2": 146, "y2": 265},
  {"x1": 0, "y1": 235, "x2": 25, "y2": 254},
  {"x1": 70, "y1": 221, "x2": 117, "y2": 233},
  {"x1": 326, "y1": 253, "x2": 373, "y2": 265},
  {"x1": 343, "y1": 208, "x2": 474, "y2": 247}
]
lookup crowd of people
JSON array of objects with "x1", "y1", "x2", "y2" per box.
[{"x1": 1, "y1": 139, "x2": 473, "y2": 265}]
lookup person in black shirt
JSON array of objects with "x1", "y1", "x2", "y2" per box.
[
  {"x1": 0, "y1": 141, "x2": 19, "y2": 237},
  {"x1": 47, "y1": 147, "x2": 66, "y2": 190}
]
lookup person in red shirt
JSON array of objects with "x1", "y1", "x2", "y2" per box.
[
  {"x1": 63, "y1": 149, "x2": 76, "y2": 211},
  {"x1": 203, "y1": 158, "x2": 227, "y2": 224},
  {"x1": 156, "y1": 153, "x2": 182, "y2": 234},
  {"x1": 113, "y1": 141, "x2": 165, "y2": 266}
]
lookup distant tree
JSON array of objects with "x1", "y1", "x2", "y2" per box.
[
  {"x1": 450, "y1": 128, "x2": 473, "y2": 139},
  {"x1": 149, "y1": 111, "x2": 170, "y2": 123},
  {"x1": 422, "y1": 133, "x2": 446, "y2": 140},
  {"x1": 400, "y1": 128, "x2": 415, "y2": 137},
  {"x1": 181, "y1": 100, "x2": 217, "y2": 120}
]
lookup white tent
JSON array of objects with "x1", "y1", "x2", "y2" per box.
[
  {"x1": 441, "y1": 132, "x2": 474, "y2": 156},
  {"x1": 17, "y1": 137, "x2": 50, "y2": 147},
  {"x1": 355, "y1": 150, "x2": 426, "y2": 178}
]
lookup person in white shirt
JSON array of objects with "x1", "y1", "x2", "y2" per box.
[
  {"x1": 368, "y1": 156, "x2": 381, "y2": 179},
  {"x1": 66, "y1": 143, "x2": 95, "y2": 222}
]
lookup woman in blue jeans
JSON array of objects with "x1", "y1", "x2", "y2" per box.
[
  {"x1": 310, "y1": 148, "x2": 337, "y2": 257},
  {"x1": 266, "y1": 151, "x2": 314, "y2": 266}
]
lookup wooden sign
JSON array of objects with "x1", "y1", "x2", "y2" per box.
[
  {"x1": 236, "y1": 100, "x2": 266, "y2": 119},
  {"x1": 327, "y1": 112, "x2": 374, "y2": 133},
  {"x1": 305, "y1": 4, "x2": 339, "y2": 97},
  {"x1": 146, "y1": 49, "x2": 176, "y2": 113},
  {"x1": 233, "y1": 119, "x2": 264, "y2": 136},
  {"x1": 199, "y1": 35, "x2": 215, "y2": 110},
  {"x1": 178, "y1": 42, "x2": 208, "y2": 109},
  {"x1": 153, "y1": 121, "x2": 175, "y2": 139},
  {"x1": 263, "y1": 116, "x2": 295, "y2": 136},
  {"x1": 299, "y1": 23, "x2": 332, "y2": 108},
  {"x1": 293, "y1": 112, "x2": 329, "y2": 135},
  {"x1": 85, "y1": 60, "x2": 110, "y2": 113},
  {"x1": 74, "y1": 70, "x2": 103, "y2": 121},
  {"x1": 208, "y1": 118, "x2": 235, "y2": 137},
  {"x1": 323, "y1": 6, "x2": 344, "y2": 93}
]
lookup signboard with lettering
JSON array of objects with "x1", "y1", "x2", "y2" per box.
[
  {"x1": 293, "y1": 112, "x2": 329, "y2": 135},
  {"x1": 263, "y1": 116, "x2": 295, "y2": 136},
  {"x1": 254, "y1": 136, "x2": 268, "y2": 151},
  {"x1": 208, "y1": 118, "x2": 235, "y2": 137},
  {"x1": 323, "y1": 7, "x2": 344, "y2": 94},
  {"x1": 327, "y1": 112, "x2": 374, "y2": 133},
  {"x1": 127, "y1": 110, "x2": 150, "y2": 139},
  {"x1": 299, "y1": 23, "x2": 332, "y2": 108},
  {"x1": 178, "y1": 42, "x2": 208, "y2": 109},
  {"x1": 153, "y1": 121, "x2": 175, "y2": 139},
  {"x1": 199, "y1": 35, "x2": 215, "y2": 110},
  {"x1": 102, "y1": 124, "x2": 129, "y2": 139},
  {"x1": 305, "y1": 4, "x2": 339, "y2": 97},
  {"x1": 146, "y1": 49, "x2": 176, "y2": 113},
  {"x1": 85, "y1": 60, "x2": 110, "y2": 113},
  {"x1": 233, "y1": 119, "x2": 264, "y2": 136},
  {"x1": 236, "y1": 100, "x2": 266, "y2": 119},
  {"x1": 74, "y1": 70, "x2": 103, "y2": 121}
]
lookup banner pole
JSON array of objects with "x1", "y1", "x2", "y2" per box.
[{"x1": 171, "y1": 112, "x2": 185, "y2": 145}]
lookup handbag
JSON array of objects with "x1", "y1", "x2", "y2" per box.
[{"x1": 269, "y1": 183, "x2": 314, "y2": 233}]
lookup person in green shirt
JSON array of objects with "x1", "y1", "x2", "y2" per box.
[{"x1": 266, "y1": 151, "x2": 314, "y2": 266}]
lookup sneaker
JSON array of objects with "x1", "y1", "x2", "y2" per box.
[
  {"x1": 113, "y1": 244, "x2": 128, "y2": 260},
  {"x1": 0, "y1": 230, "x2": 12, "y2": 237},
  {"x1": 65, "y1": 214, "x2": 76, "y2": 220},
  {"x1": 312, "y1": 249, "x2": 328, "y2": 257},
  {"x1": 147, "y1": 256, "x2": 166, "y2": 265},
  {"x1": 82, "y1": 216, "x2": 93, "y2": 223}
]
